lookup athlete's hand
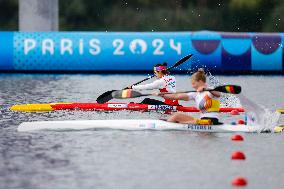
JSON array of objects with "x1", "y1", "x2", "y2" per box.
[{"x1": 126, "y1": 85, "x2": 132, "y2": 89}]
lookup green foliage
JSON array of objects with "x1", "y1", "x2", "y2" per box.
[
  {"x1": 0, "y1": 0, "x2": 18, "y2": 30},
  {"x1": 262, "y1": 0, "x2": 284, "y2": 32},
  {"x1": 0, "y1": 0, "x2": 283, "y2": 32},
  {"x1": 229, "y1": 0, "x2": 262, "y2": 9}
]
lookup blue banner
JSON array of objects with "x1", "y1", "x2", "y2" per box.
[
  {"x1": 0, "y1": 32, "x2": 13, "y2": 70},
  {"x1": 0, "y1": 31, "x2": 283, "y2": 73}
]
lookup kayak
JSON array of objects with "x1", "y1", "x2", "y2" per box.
[
  {"x1": 10, "y1": 102, "x2": 245, "y2": 113},
  {"x1": 18, "y1": 119, "x2": 263, "y2": 133}
]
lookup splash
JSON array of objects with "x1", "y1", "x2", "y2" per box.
[
  {"x1": 238, "y1": 94, "x2": 280, "y2": 131},
  {"x1": 207, "y1": 72, "x2": 241, "y2": 107}
]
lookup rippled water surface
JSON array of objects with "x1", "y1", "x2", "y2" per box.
[{"x1": 1, "y1": 74, "x2": 284, "y2": 189}]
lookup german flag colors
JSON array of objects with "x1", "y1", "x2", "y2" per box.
[
  {"x1": 121, "y1": 89, "x2": 132, "y2": 98},
  {"x1": 225, "y1": 85, "x2": 235, "y2": 93}
]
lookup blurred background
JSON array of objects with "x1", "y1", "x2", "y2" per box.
[{"x1": 0, "y1": 0, "x2": 283, "y2": 32}]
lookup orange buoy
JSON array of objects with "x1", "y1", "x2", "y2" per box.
[
  {"x1": 231, "y1": 134, "x2": 244, "y2": 141},
  {"x1": 230, "y1": 110, "x2": 240, "y2": 115},
  {"x1": 232, "y1": 177, "x2": 247, "y2": 186},
  {"x1": 231, "y1": 151, "x2": 246, "y2": 160},
  {"x1": 237, "y1": 119, "x2": 245, "y2": 125}
]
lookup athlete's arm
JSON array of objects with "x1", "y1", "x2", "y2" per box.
[
  {"x1": 132, "y1": 80, "x2": 164, "y2": 90},
  {"x1": 161, "y1": 93, "x2": 189, "y2": 101},
  {"x1": 209, "y1": 91, "x2": 221, "y2": 97}
]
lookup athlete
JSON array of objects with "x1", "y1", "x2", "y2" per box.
[
  {"x1": 157, "y1": 68, "x2": 221, "y2": 125},
  {"x1": 129, "y1": 62, "x2": 179, "y2": 106}
]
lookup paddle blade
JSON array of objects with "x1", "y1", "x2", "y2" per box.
[
  {"x1": 214, "y1": 85, "x2": 242, "y2": 94},
  {"x1": 167, "y1": 54, "x2": 193, "y2": 71},
  {"x1": 112, "y1": 90, "x2": 143, "y2": 99},
  {"x1": 96, "y1": 90, "x2": 116, "y2": 104}
]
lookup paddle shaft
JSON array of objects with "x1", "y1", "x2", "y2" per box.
[
  {"x1": 129, "y1": 54, "x2": 193, "y2": 87},
  {"x1": 112, "y1": 85, "x2": 241, "y2": 100},
  {"x1": 130, "y1": 75, "x2": 155, "y2": 87},
  {"x1": 139, "y1": 89, "x2": 222, "y2": 97}
]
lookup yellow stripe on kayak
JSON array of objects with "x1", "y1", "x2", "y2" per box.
[
  {"x1": 10, "y1": 102, "x2": 70, "y2": 112},
  {"x1": 10, "y1": 104, "x2": 55, "y2": 112},
  {"x1": 277, "y1": 109, "x2": 284, "y2": 114},
  {"x1": 274, "y1": 125, "x2": 284, "y2": 133}
]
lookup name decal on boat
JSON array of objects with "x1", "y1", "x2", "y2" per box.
[
  {"x1": 148, "y1": 105, "x2": 176, "y2": 110},
  {"x1": 107, "y1": 104, "x2": 128, "y2": 108},
  {"x1": 139, "y1": 123, "x2": 156, "y2": 129},
  {"x1": 187, "y1": 125, "x2": 212, "y2": 130}
]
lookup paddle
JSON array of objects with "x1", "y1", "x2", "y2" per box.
[
  {"x1": 96, "y1": 54, "x2": 193, "y2": 104},
  {"x1": 112, "y1": 85, "x2": 242, "y2": 99}
]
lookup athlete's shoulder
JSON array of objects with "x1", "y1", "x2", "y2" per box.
[{"x1": 164, "y1": 75, "x2": 176, "y2": 80}]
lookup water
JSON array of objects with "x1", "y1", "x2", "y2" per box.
[{"x1": 0, "y1": 74, "x2": 284, "y2": 189}]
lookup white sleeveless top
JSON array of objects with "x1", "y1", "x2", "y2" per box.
[
  {"x1": 187, "y1": 91, "x2": 220, "y2": 119},
  {"x1": 132, "y1": 75, "x2": 176, "y2": 93}
]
